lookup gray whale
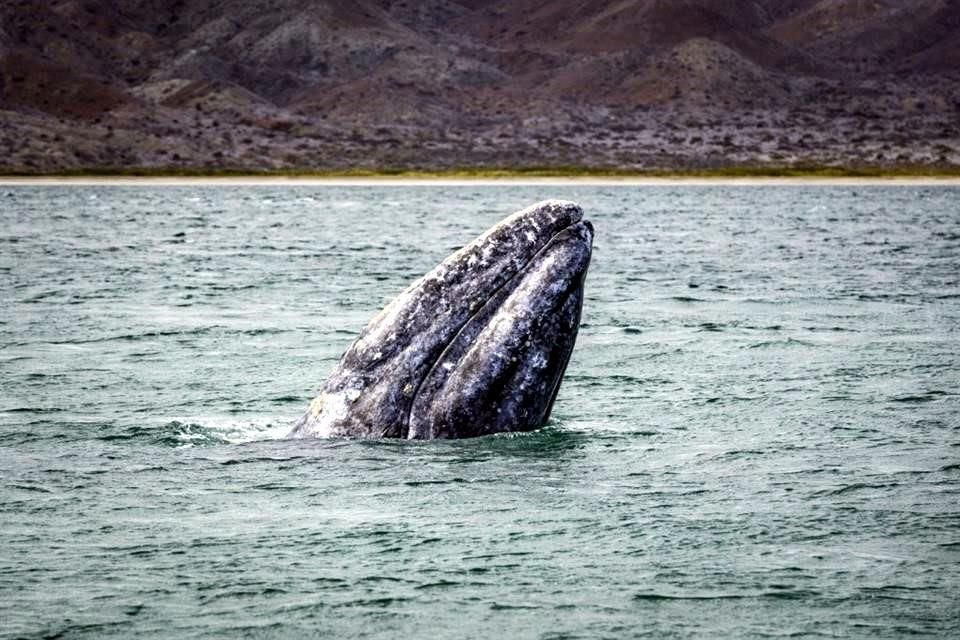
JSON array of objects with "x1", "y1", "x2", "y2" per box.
[{"x1": 290, "y1": 200, "x2": 593, "y2": 439}]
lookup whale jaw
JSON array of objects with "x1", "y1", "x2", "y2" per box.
[{"x1": 290, "y1": 200, "x2": 593, "y2": 440}]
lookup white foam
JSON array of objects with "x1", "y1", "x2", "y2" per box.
[{"x1": 167, "y1": 415, "x2": 292, "y2": 446}]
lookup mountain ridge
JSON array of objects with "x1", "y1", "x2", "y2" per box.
[{"x1": 1, "y1": 0, "x2": 957, "y2": 172}]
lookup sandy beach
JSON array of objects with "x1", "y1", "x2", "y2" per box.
[{"x1": 3, "y1": 176, "x2": 960, "y2": 187}]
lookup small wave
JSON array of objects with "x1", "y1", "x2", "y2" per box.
[
  {"x1": 634, "y1": 589, "x2": 820, "y2": 601},
  {"x1": 34, "y1": 621, "x2": 133, "y2": 638},
  {"x1": 490, "y1": 602, "x2": 542, "y2": 610},
  {"x1": 746, "y1": 338, "x2": 817, "y2": 349},
  {"x1": 49, "y1": 327, "x2": 219, "y2": 345},
  {"x1": 239, "y1": 327, "x2": 287, "y2": 336},
  {"x1": 697, "y1": 321, "x2": 725, "y2": 332},
  {"x1": 701, "y1": 395, "x2": 757, "y2": 405},
  {"x1": 713, "y1": 449, "x2": 767, "y2": 459},
  {"x1": 856, "y1": 292, "x2": 919, "y2": 301},
  {"x1": 2, "y1": 406, "x2": 66, "y2": 413},
  {"x1": 335, "y1": 596, "x2": 411, "y2": 608},
  {"x1": 859, "y1": 585, "x2": 936, "y2": 602},
  {"x1": 415, "y1": 579, "x2": 485, "y2": 591},
  {"x1": 815, "y1": 482, "x2": 900, "y2": 497},
  {"x1": 7, "y1": 483, "x2": 54, "y2": 493},
  {"x1": 100, "y1": 418, "x2": 292, "y2": 447},
  {"x1": 607, "y1": 374, "x2": 671, "y2": 385},
  {"x1": 889, "y1": 391, "x2": 949, "y2": 404},
  {"x1": 804, "y1": 325, "x2": 859, "y2": 333},
  {"x1": 172, "y1": 418, "x2": 292, "y2": 445},
  {"x1": 402, "y1": 477, "x2": 495, "y2": 487}
]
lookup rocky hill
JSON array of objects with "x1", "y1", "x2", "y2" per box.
[{"x1": 1, "y1": 0, "x2": 958, "y2": 172}]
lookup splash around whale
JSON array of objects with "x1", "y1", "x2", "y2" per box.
[{"x1": 290, "y1": 200, "x2": 594, "y2": 439}]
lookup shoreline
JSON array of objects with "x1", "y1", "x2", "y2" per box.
[
  {"x1": 3, "y1": 175, "x2": 960, "y2": 186},
  {"x1": 3, "y1": 165, "x2": 960, "y2": 186}
]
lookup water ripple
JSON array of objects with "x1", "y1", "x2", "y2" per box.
[{"x1": 2, "y1": 184, "x2": 959, "y2": 638}]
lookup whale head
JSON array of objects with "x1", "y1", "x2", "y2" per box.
[{"x1": 290, "y1": 200, "x2": 593, "y2": 439}]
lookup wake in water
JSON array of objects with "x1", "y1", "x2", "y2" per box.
[
  {"x1": 139, "y1": 416, "x2": 579, "y2": 447},
  {"x1": 127, "y1": 418, "x2": 293, "y2": 447},
  {"x1": 153, "y1": 418, "x2": 583, "y2": 450}
]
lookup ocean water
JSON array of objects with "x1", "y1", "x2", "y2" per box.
[{"x1": 1, "y1": 183, "x2": 959, "y2": 639}]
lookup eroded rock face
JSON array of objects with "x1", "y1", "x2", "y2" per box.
[
  {"x1": 290, "y1": 200, "x2": 593, "y2": 440},
  {"x1": 3, "y1": 0, "x2": 959, "y2": 173}
]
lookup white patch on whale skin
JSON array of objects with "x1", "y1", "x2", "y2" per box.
[
  {"x1": 309, "y1": 391, "x2": 349, "y2": 438},
  {"x1": 308, "y1": 395, "x2": 324, "y2": 418},
  {"x1": 356, "y1": 287, "x2": 416, "y2": 353},
  {"x1": 530, "y1": 351, "x2": 548, "y2": 369}
]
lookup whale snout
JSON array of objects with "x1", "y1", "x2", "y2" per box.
[
  {"x1": 291, "y1": 200, "x2": 594, "y2": 440},
  {"x1": 407, "y1": 216, "x2": 593, "y2": 439}
]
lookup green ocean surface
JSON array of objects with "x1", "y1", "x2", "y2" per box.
[{"x1": 2, "y1": 184, "x2": 959, "y2": 638}]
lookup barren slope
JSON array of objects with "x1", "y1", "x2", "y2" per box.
[{"x1": 1, "y1": 0, "x2": 957, "y2": 172}]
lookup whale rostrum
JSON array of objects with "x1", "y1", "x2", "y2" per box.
[{"x1": 290, "y1": 200, "x2": 594, "y2": 439}]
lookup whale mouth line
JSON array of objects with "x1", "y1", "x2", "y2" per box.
[{"x1": 398, "y1": 218, "x2": 592, "y2": 439}]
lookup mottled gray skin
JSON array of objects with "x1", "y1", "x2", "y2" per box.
[{"x1": 290, "y1": 200, "x2": 593, "y2": 439}]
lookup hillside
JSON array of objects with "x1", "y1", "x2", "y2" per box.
[{"x1": 1, "y1": 0, "x2": 958, "y2": 172}]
